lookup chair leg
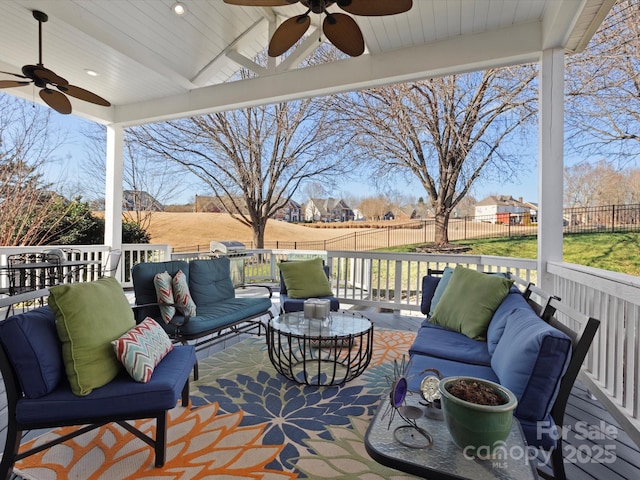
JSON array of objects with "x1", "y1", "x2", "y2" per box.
[
  {"x1": 0, "y1": 423, "x2": 22, "y2": 480},
  {"x1": 155, "y1": 412, "x2": 167, "y2": 467},
  {"x1": 193, "y1": 360, "x2": 199, "y2": 381},
  {"x1": 551, "y1": 439, "x2": 567, "y2": 480},
  {"x1": 181, "y1": 379, "x2": 190, "y2": 407}
]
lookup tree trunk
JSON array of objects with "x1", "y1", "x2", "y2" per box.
[
  {"x1": 253, "y1": 222, "x2": 266, "y2": 249},
  {"x1": 434, "y1": 211, "x2": 450, "y2": 246}
]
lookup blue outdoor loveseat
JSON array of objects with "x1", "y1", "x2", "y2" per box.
[
  {"x1": 131, "y1": 258, "x2": 273, "y2": 367},
  {"x1": 405, "y1": 266, "x2": 599, "y2": 480}
]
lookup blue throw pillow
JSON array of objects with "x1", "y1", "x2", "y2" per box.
[
  {"x1": 486, "y1": 292, "x2": 532, "y2": 355},
  {"x1": 428, "y1": 266, "x2": 454, "y2": 316},
  {"x1": 0, "y1": 307, "x2": 63, "y2": 398},
  {"x1": 420, "y1": 275, "x2": 440, "y2": 315},
  {"x1": 491, "y1": 311, "x2": 572, "y2": 421}
]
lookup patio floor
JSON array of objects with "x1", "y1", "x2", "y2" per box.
[{"x1": 2, "y1": 288, "x2": 639, "y2": 479}]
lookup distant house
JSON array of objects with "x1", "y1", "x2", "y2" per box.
[
  {"x1": 273, "y1": 199, "x2": 302, "y2": 222},
  {"x1": 474, "y1": 195, "x2": 537, "y2": 224},
  {"x1": 122, "y1": 190, "x2": 163, "y2": 211},
  {"x1": 394, "y1": 206, "x2": 418, "y2": 221},
  {"x1": 194, "y1": 195, "x2": 248, "y2": 214},
  {"x1": 304, "y1": 198, "x2": 354, "y2": 222}
]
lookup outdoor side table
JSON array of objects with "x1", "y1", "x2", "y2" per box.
[
  {"x1": 365, "y1": 392, "x2": 539, "y2": 480},
  {"x1": 266, "y1": 311, "x2": 373, "y2": 386}
]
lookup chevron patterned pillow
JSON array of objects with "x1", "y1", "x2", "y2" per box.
[
  {"x1": 112, "y1": 317, "x2": 174, "y2": 383},
  {"x1": 153, "y1": 271, "x2": 176, "y2": 323},
  {"x1": 172, "y1": 269, "x2": 197, "y2": 317}
]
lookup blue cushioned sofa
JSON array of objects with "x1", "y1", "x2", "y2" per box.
[
  {"x1": 0, "y1": 305, "x2": 196, "y2": 479},
  {"x1": 132, "y1": 258, "x2": 273, "y2": 347},
  {"x1": 406, "y1": 270, "x2": 599, "y2": 480}
]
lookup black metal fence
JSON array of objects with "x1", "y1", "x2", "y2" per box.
[{"x1": 173, "y1": 203, "x2": 640, "y2": 253}]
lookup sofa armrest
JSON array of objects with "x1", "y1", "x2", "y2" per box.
[
  {"x1": 132, "y1": 302, "x2": 191, "y2": 327},
  {"x1": 236, "y1": 283, "x2": 273, "y2": 298}
]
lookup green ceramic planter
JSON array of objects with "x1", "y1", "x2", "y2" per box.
[{"x1": 438, "y1": 376, "x2": 518, "y2": 455}]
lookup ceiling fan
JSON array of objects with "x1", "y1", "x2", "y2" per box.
[
  {"x1": 0, "y1": 10, "x2": 111, "y2": 115},
  {"x1": 224, "y1": 0, "x2": 413, "y2": 57}
]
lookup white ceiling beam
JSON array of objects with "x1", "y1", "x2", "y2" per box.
[
  {"x1": 226, "y1": 50, "x2": 269, "y2": 76},
  {"x1": 191, "y1": 17, "x2": 266, "y2": 86},
  {"x1": 112, "y1": 21, "x2": 543, "y2": 127}
]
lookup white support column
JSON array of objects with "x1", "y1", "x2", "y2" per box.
[
  {"x1": 104, "y1": 124, "x2": 124, "y2": 254},
  {"x1": 537, "y1": 48, "x2": 565, "y2": 290}
]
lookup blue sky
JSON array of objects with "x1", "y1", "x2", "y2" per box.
[{"x1": 47, "y1": 111, "x2": 541, "y2": 206}]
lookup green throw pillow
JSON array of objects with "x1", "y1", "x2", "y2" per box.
[
  {"x1": 278, "y1": 258, "x2": 333, "y2": 299},
  {"x1": 430, "y1": 265, "x2": 514, "y2": 340},
  {"x1": 49, "y1": 276, "x2": 136, "y2": 396}
]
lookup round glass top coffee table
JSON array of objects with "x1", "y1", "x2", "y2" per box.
[{"x1": 266, "y1": 311, "x2": 374, "y2": 386}]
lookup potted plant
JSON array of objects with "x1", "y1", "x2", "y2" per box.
[{"x1": 438, "y1": 376, "x2": 518, "y2": 455}]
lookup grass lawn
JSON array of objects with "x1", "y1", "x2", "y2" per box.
[{"x1": 385, "y1": 232, "x2": 640, "y2": 276}]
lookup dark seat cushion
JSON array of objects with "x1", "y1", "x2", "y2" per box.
[
  {"x1": 0, "y1": 307, "x2": 63, "y2": 399},
  {"x1": 409, "y1": 322, "x2": 492, "y2": 366},
  {"x1": 406, "y1": 353, "x2": 499, "y2": 392},
  {"x1": 280, "y1": 294, "x2": 340, "y2": 313},
  {"x1": 177, "y1": 298, "x2": 273, "y2": 337},
  {"x1": 16, "y1": 345, "x2": 195, "y2": 425}
]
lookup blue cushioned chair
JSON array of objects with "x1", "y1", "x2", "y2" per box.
[
  {"x1": 0, "y1": 305, "x2": 195, "y2": 480},
  {"x1": 279, "y1": 264, "x2": 340, "y2": 313}
]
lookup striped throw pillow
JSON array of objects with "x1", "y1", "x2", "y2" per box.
[
  {"x1": 112, "y1": 317, "x2": 173, "y2": 383},
  {"x1": 153, "y1": 271, "x2": 175, "y2": 323},
  {"x1": 172, "y1": 269, "x2": 197, "y2": 317}
]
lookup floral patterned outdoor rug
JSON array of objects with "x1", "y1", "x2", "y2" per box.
[{"x1": 15, "y1": 329, "x2": 418, "y2": 480}]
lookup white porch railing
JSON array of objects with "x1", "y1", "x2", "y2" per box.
[
  {"x1": 326, "y1": 250, "x2": 537, "y2": 313},
  {"x1": 547, "y1": 260, "x2": 640, "y2": 448}
]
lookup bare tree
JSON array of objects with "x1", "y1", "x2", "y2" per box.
[
  {"x1": 81, "y1": 125, "x2": 184, "y2": 231},
  {"x1": 337, "y1": 68, "x2": 537, "y2": 245},
  {"x1": 358, "y1": 196, "x2": 392, "y2": 221},
  {"x1": 565, "y1": 160, "x2": 637, "y2": 207},
  {"x1": 131, "y1": 97, "x2": 348, "y2": 247},
  {"x1": 565, "y1": 0, "x2": 640, "y2": 163},
  {"x1": 0, "y1": 95, "x2": 74, "y2": 245}
]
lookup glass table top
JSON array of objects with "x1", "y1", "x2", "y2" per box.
[
  {"x1": 270, "y1": 311, "x2": 372, "y2": 338},
  {"x1": 365, "y1": 392, "x2": 539, "y2": 480}
]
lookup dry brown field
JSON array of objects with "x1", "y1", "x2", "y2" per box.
[
  {"x1": 146, "y1": 212, "x2": 366, "y2": 249},
  {"x1": 144, "y1": 212, "x2": 537, "y2": 251}
]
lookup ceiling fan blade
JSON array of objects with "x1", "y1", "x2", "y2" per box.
[
  {"x1": 39, "y1": 88, "x2": 72, "y2": 115},
  {"x1": 339, "y1": 0, "x2": 413, "y2": 16},
  {"x1": 323, "y1": 13, "x2": 365, "y2": 57},
  {"x1": 0, "y1": 80, "x2": 30, "y2": 88},
  {"x1": 57, "y1": 84, "x2": 111, "y2": 107},
  {"x1": 224, "y1": 0, "x2": 294, "y2": 6},
  {"x1": 0, "y1": 70, "x2": 29, "y2": 79},
  {"x1": 32, "y1": 66, "x2": 69, "y2": 86},
  {"x1": 268, "y1": 15, "x2": 311, "y2": 57}
]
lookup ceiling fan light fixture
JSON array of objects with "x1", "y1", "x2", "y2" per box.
[
  {"x1": 171, "y1": 2, "x2": 187, "y2": 15},
  {"x1": 225, "y1": 0, "x2": 413, "y2": 57},
  {"x1": 0, "y1": 9, "x2": 111, "y2": 114}
]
